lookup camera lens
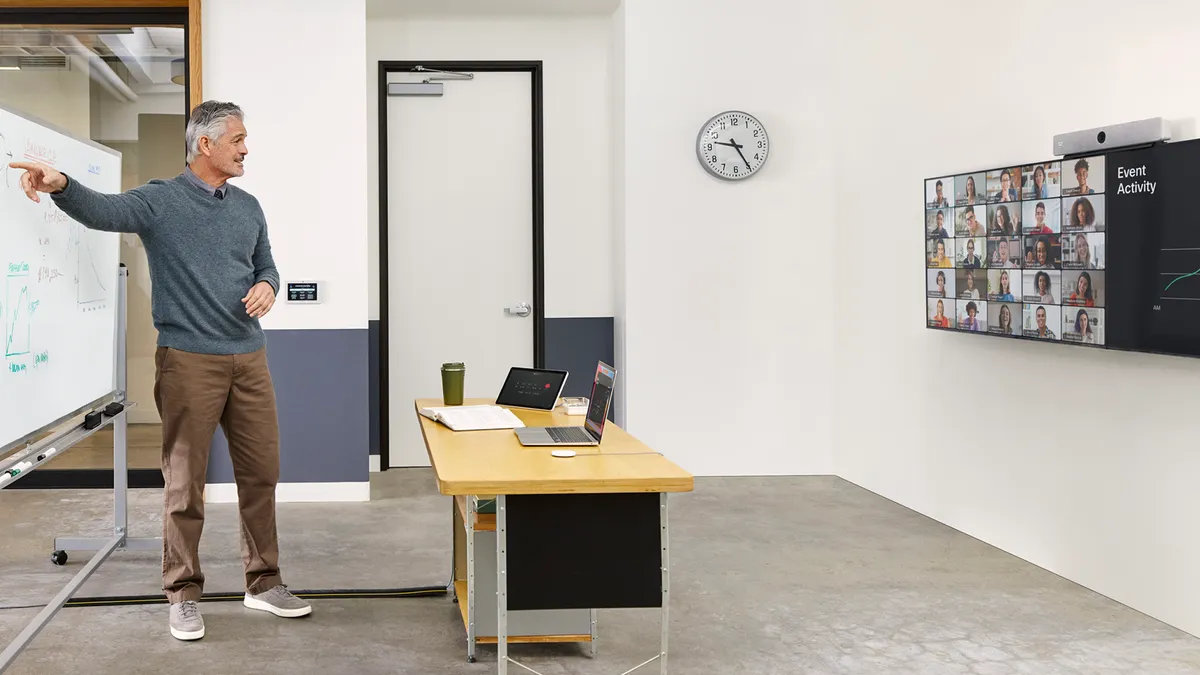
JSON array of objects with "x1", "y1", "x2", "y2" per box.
[{"x1": 1097, "y1": 131, "x2": 1107, "y2": 144}]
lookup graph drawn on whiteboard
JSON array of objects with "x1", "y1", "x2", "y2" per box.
[
  {"x1": 6, "y1": 267, "x2": 32, "y2": 357},
  {"x1": 70, "y1": 222, "x2": 108, "y2": 307}
]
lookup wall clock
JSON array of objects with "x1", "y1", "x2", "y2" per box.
[{"x1": 696, "y1": 110, "x2": 769, "y2": 181}]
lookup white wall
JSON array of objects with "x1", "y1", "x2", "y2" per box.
[
  {"x1": 95, "y1": 92, "x2": 184, "y2": 143},
  {"x1": 618, "y1": 0, "x2": 836, "y2": 476},
  {"x1": 366, "y1": 14, "x2": 614, "y2": 321},
  {"x1": 0, "y1": 65, "x2": 91, "y2": 140},
  {"x1": 833, "y1": 0, "x2": 1200, "y2": 638},
  {"x1": 610, "y1": 3, "x2": 626, "y2": 426},
  {"x1": 204, "y1": 0, "x2": 368, "y2": 331}
]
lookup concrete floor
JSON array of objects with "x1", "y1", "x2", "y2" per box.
[{"x1": 2, "y1": 471, "x2": 1198, "y2": 674}]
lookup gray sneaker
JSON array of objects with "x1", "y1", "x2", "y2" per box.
[
  {"x1": 243, "y1": 585, "x2": 312, "y2": 618},
  {"x1": 169, "y1": 600, "x2": 204, "y2": 640}
]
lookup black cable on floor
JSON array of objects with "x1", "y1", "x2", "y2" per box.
[
  {"x1": 0, "y1": 586, "x2": 448, "y2": 611},
  {"x1": 62, "y1": 586, "x2": 448, "y2": 607}
]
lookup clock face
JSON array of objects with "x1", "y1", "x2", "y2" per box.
[{"x1": 697, "y1": 111, "x2": 769, "y2": 181}]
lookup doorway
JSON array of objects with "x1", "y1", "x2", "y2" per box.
[{"x1": 378, "y1": 61, "x2": 545, "y2": 469}]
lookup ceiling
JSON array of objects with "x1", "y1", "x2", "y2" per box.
[
  {"x1": 0, "y1": 26, "x2": 185, "y2": 98},
  {"x1": 367, "y1": 0, "x2": 621, "y2": 19}
]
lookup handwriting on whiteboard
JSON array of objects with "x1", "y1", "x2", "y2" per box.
[{"x1": 23, "y1": 139, "x2": 56, "y2": 166}]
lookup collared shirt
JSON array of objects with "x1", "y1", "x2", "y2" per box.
[{"x1": 182, "y1": 165, "x2": 228, "y2": 200}]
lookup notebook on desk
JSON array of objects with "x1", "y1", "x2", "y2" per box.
[{"x1": 418, "y1": 405, "x2": 524, "y2": 431}]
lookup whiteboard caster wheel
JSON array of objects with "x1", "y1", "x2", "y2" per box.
[
  {"x1": 468, "y1": 656, "x2": 476, "y2": 663},
  {"x1": 51, "y1": 550, "x2": 68, "y2": 566}
]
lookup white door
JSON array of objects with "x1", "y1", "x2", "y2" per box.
[{"x1": 386, "y1": 71, "x2": 534, "y2": 468}]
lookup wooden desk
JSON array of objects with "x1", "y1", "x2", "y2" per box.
[{"x1": 415, "y1": 398, "x2": 694, "y2": 675}]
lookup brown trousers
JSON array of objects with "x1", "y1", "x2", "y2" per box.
[{"x1": 154, "y1": 346, "x2": 282, "y2": 603}]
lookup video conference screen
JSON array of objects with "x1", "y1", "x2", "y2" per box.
[{"x1": 925, "y1": 138, "x2": 1200, "y2": 359}]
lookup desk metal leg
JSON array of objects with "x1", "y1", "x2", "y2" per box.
[
  {"x1": 449, "y1": 499, "x2": 457, "y2": 604},
  {"x1": 660, "y1": 492, "x2": 670, "y2": 675},
  {"x1": 466, "y1": 496, "x2": 477, "y2": 663},
  {"x1": 496, "y1": 495, "x2": 508, "y2": 675},
  {"x1": 590, "y1": 608, "x2": 598, "y2": 657}
]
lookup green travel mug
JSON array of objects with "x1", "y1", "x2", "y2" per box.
[{"x1": 441, "y1": 362, "x2": 465, "y2": 405}]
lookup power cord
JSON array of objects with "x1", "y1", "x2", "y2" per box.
[{"x1": 0, "y1": 585, "x2": 447, "y2": 610}]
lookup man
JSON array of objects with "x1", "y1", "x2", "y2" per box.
[
  {"x1": 991, "y1": 238, "x2": 1017, "y2": 269},
  {"x1": 929, "y1": 210, "x2": 948, "y2": 237},
  {"x1": 10, "y1": 101, "x2": 311, "y2": 641},
  {"x1": 1033, "y1": 306, "x2": 1056, "y2": 340},
  {"x1": 1072, "y1": 158, "x2": 1096, "y2": 195},
  {"x1": 929, "y1": 179, "x2": 949, "y2": 208},
  {"x1": 961, "y1": 206, "x2": 984, "y2": 237},
  {"x1": 1028, "y1": 201, "x2": 1053, "y2": 235}
]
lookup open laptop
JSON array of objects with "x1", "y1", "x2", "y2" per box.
[{"x1": 514, "y1": 361, "x2": 616, "y2": 446}]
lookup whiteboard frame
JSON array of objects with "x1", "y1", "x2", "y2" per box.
[
  {"x1": 1, "y1": 393, "x2": 119, "y2": 456},
  {"x1": 0, "y1": 101, "x2": 123, "y2": 159},
  {"x1": 0, "y1": 101, "x2": 123, "y2": 456}
]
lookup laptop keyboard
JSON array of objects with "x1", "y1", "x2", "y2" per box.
[{"x1": 546, "y1": 426, "x2": 594, "y2": 444}]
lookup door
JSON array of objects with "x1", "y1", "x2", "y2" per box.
[{"x1": 385, "y1": 69, "x2": 536, "y2": 468}]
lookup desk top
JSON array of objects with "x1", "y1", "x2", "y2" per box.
[{"x1": 415, "y1": 398, "x2": 694, "y2": 496}]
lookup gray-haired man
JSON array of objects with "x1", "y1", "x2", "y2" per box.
[{"x1": 10, "y1": 100, "x2": 311, "y2": 640}]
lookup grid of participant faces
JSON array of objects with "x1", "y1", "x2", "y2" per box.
[{"x1": 925, "y1": 155, "x2": 1107, "y2": 346}]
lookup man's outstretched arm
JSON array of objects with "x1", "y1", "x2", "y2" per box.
[{"x1": 10, "y1": 161, "x2": 154, "y2": 234}]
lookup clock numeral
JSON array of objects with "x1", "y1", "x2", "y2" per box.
[
  {"x1": 706, "y1": 143, "x2": 713, "y2": 152},
  {"x1": 710, "y1": 155, "x2": 717, "y2": 164},
  {"x1": 720, "y1": 122, "x2": 726, "y2": 130},
  {"x1": 757, "y1": 141, "x2": 763, "y2": 148},
  {"x1": 733, "y1": 166, "x2": 739, "y2": 174},
  {"x1": 754, "y1": 154, "x2": 760, "y2": 161},
  {"x1": 732, "y1": 118, "x2": 739, "y2": 126},
  {"x1": 753, "y1": 130, "x2": 760, "y2": 137},
  {"x1": 721, "y1": 164, "x2": 726, "y2": 171}
]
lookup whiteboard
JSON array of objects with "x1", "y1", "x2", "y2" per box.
[{"x1": 0, "y1": 103, "x2": 121, "y2": 452}]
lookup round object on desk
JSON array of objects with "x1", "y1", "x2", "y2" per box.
[
  {"x1": 51, "y1": 550, "x2": 68, "y2": 566},
  {"x1": 551, "y1": 449, "x2": 576, "y2": 458}
]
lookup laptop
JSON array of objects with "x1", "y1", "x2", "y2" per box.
[{"x1": 514, "y1": 361, "x2": 616, "y2": 446}]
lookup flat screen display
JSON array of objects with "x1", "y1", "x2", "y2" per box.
[
  {"x1": 495, "y1": 367, "x2": 568, "y2": 410},
  {"x1": 926, "y1": 138, "x2": 1200, "y2": 359}
]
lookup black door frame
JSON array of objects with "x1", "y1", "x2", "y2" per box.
[{"x1": 377, "y1": 60, "x2": 546, "y2": 471}]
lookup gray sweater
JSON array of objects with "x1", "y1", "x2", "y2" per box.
[{"x1": 51, "y1": 172, "x2": 279, "y2": 355}]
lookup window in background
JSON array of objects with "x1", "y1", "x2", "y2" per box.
[{"x1": 0, "y1": 23, "x2": 187, "y2": 483}]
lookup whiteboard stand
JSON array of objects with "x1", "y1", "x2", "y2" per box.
[
  {"x1": 52, "y1": 265, "x2": 159, "y2": 558},
  {"x1": 0, "y1": 265, "x2": 161, "y2": 674}
]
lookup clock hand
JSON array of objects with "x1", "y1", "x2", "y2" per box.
[{"x1": 728, "y1": 139, "x2": 752, "y2": 170}]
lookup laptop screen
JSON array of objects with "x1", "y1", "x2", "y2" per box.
[{"x1": 584, "y1": 362, "x2": 616, "y2": 440}]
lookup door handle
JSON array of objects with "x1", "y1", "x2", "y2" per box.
[{"x1": 505, "y1": 302, "x2": 532, "y2": 317}]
